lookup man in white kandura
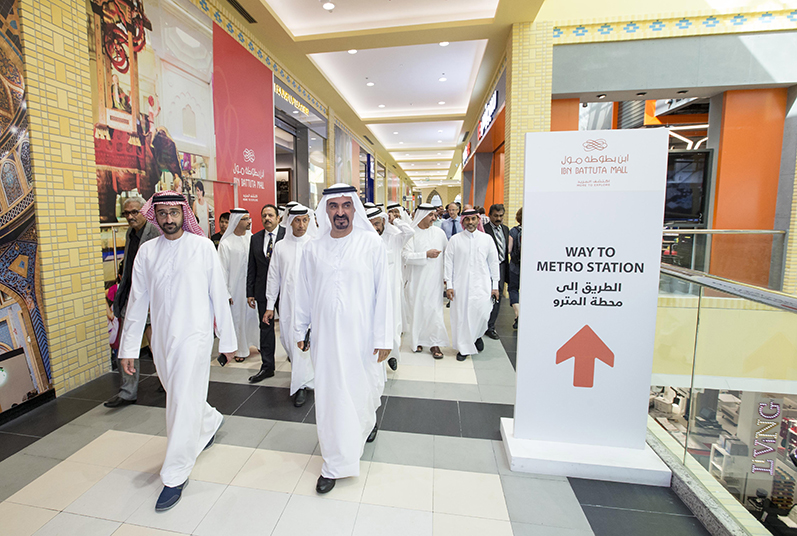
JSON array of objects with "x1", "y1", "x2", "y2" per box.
[
  {"x1": 218, "y1": 208, "x2": 260, "y2": 362},
  {"x1": 444, "y1": 208, "x2": 500, "y2": 361},
  {"x1": 264, "y1": 204, "x2": 317, "y2": 408},
  {"x1": 294, "y1": 183, "x2": 392, "y2": 494},
  {"x1": 387, "y1": 202, "x2": 413, "y2": 333},
  {"x1": 367, "y1": 206, "x2": 414, "y2": 371},
  {"x1": 403, "y1": 203, "x2": 450, "y2": 360},
  {"x1": 118, "y1": 191, "x2": 236, "y2": 511}
]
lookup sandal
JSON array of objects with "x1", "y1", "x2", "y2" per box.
[
  {"x1": 431, "y1": 347, "x2": 443, "y2": 360},
  {"x1": 234, "y1": 356, "x2": 246, "y2": 363},
  {"x1": 414, "y1": 346, "x2": 423, "y2": 353}
]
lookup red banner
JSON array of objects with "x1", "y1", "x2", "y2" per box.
[{"x1": 212, "y1": 27, "x2": 275, "y2": 233}]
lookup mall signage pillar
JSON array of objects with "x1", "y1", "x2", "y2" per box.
[{"x1": 501, "y1": 129, "x2": 672, "y2": 486}]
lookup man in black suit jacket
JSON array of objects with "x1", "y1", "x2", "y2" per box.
[
  {"x1": 484, "y1": 204, "x2": 510, "y2": 340},
  {"x1": 246, "y1": 204, "x2": 285, "y2": 382}
]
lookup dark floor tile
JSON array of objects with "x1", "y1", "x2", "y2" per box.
[
  {"x1": 379, "y1": 396, "x2": 460, "y2": 437},
  {"x1": 0, "y1": 397, "x2": 99, "y2": 437},
  {"x1": 61, "y1": 373, "x2": 120, "y2": 402},
  {"x1": 569, "y1": 478, "x2": 693, "y2": 516},
  {"x1": 233, "y1": 385, "x2": 314, "y2": 422},
  {"x1": 304, "y1": 395, "x2": 387, "y2": 426},
  {"x1": 135, "y1": 375, "x2": 166, "y2": 408},
  {"x1": 139, "y1": 359, "x2": 157, "y2": 375},
  {"x1": 458, "y1": 401, "x2": 514, "y2": 440},
  {"x1": 505, "y1": 350, "x2": 516, "y2": 370},
  {"x1": 581, "y1": 506, "x2": 709, "y2": 536},
  {"x1": 0, "y1": 432, "x2": 39, "y2": 462},
  {"x1": 302, "y1": 403, "x2": 316, "y2": 424},
  {"x1": 207, "y1": 382, "x2": 260, "y2": 415}
]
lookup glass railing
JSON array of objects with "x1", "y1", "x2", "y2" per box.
[
  {"x1": 662, "y1": 229, "x2": 786, "y2": 291},
  {"x1": 653, "y1": 263, "x2": 797, "y2": 532}
]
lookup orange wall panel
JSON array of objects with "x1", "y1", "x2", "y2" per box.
[
  {"x1": 551, "y1": 99, "x2": 579, "y2": 131},
  {"x1": 710, "y1": 88, "x2": 788, "y2": 287}
]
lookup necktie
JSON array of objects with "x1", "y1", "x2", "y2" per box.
[
  {"x1": 494, "y1": 225, "x2": 505, "y2": 261},
  {"x1": 451, "y1": 221, "x2": 458, "y2": 236},
  {"x1": 267, "y1": 232, "x2": 273, "y2": 259}
]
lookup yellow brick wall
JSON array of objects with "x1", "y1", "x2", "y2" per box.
[
  {"x1": 503, "y1": 22, "x2": 553, "y2": 222},
  {"x1": 20, "y1": 0, "x2": 107, "y2": 394},
  {"x1": 782, "y1": 150, "x2": 797, "y2": 294}
]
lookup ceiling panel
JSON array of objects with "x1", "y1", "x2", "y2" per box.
[
  {"x1": 367, "y1": 120, "x2": 463, "y2": 150},
  {"x1": 311, "y1": 41, "x2": 487, "y2": 119},
  {"x1": 262, "y1": 0, "x2": 499, "y2": 37},
  {"x1": 406, "y1": 169, "x2": 449, "y2": 176},
  {"x1": 390, "y1": 150, "x2": 455, "y2": 160},
  {"x1": 399, "y1": 160, "x2": 450, "y2": 169}
]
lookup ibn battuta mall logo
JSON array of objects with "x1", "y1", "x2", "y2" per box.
[
  {"x1": 583, "y1": 139, "x2": 608, "y2": 152},
  {"x1": 243, "y1": 148, "x2": 255, "y2": 163}
]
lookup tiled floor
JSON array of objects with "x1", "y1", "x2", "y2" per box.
[{"x1": 0, "y1": 302, "x2": 710, "y2": 535}]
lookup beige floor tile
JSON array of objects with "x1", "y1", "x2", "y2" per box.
[
  {"x1": 0, "y1": 501, "x2": 58, "y2": 536},
  {"x1": 66, "y1": 431, "x2": 152, "y2": 468},
  {"x1": 433, "y1": 469, "x2": 509, "y2": 520},
  {"x1": 395, "y1": 365, "x2": 436, "y2": 382},
  {"x1": 230, "y1": 449, "x2": 310, "y2": 493},
  {"x1": 190, "y1": 444, "x2": 254, "y2": 484},
  {"x1": 433, "y1": 367, "x2": 478, "y2": 384},
  {"x1": 433, "y1": 513, "x2": 513, "y2": 536},
  {"x1": 118, "y1": 436, "x2": 168, "y2": 474},
  {"x1": 397, "y1": 352, "x2": 435, "y2": 368},
  {"x1": 293, "y1": 456, "x2": 370, "y2": 502},
  {"x1": 434, "y1": 355, "x2": 474, "y2": 369},
  {"x1": 112, "y1": 523, "x2": 188, "y2": 535},
  {"x1": 361, "y1": 462, "x2": 433, "y2": 511},
  {"x1": 7, "y1": 461, "x2": 112, "y2": 511}
]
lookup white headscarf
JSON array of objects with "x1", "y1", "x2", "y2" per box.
[
  {"x1": 285, "y1": 204, "x2": 318, "y2": 241},
  {"x1": 387, "y1": 202, "x2": 412, "y2": 225},
  {"x1": 366, "y1": 206, "x2": 388, "y2": 226},
  {"x1": 221, "y1": 208, "x2": 250, "y2": 242},
  {"x1": 315, "y1": 183, "x2": 375, "y2": 236},
  {"x1": 279, "y1": 201, "x2": 300, "y2": 229},
  {"x1": 412, "y1": 203, "x2": 436, "y2": 228}
]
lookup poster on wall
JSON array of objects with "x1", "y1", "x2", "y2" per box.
[
  {"x1": 0, "y1": 1, "x2": 52, "y2": 414},
  {"x1": 89, "y1": 0, "x2": 275, "y2": 239},
  {"x1": 508, "y1": 130, "x2": 668, "y2": 478},
  {"x1": 212, "y1": 26, "x2": 275, "y2": 233}
]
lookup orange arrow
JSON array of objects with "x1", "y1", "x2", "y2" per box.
[{"x1": 556, "y1": 325, "x2": 614, "y2": 388}]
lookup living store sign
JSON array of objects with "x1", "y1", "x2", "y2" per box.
[
  {"x1": 274, "y1": 84, "x2": 310, "y2": 116},
  {"x1": 477, "y1": 90, "x2": 498, "y2": 140},
  {"x1": 751, "y1": 400, "x2": 782, "y2": 476}
]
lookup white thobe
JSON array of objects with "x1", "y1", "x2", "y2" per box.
[
  {"x1": 119, "y1": 232, "x2": 236, "y2": 487},
  {"x1": 381, "y1": 220, "x2": 414, "y2": 356},
  {"x1": 444, "y1": 230, "x2": 500, "y2": 356},
  {"x1": 294, "y1": 229, "x2": 392, "y2": 479},
  {"x1": 403, "y1": 225, "x2": 450, "y2": 350},
  {"x1": 218, "y1": 233, "x2": 260, "y2": 357},
  {"x1": 266, "y1": 238, "x2": 315, "y2": 395}
]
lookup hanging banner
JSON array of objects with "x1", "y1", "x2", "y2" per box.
[
  {"x1": 514, "y1": 129, "x2": 668, "y2": 451},
  {"x1": 213, "y1": 26, "x2": 275, "y2": 232}
]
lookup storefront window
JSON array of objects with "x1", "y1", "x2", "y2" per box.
[
  {"x1": 376, "y1": 163, "x2": 386, "y2": 206},
  {"x1": 309, "y1": 135, "x2": 326, "y2": 209}
]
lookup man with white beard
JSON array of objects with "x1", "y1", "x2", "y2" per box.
[
  {"x1": 263, "y1": 204, "x2": 317, "y2": 407},
  {"x1": 294, "y1": 184, "x2": 392, "y2": 494},
  {"x1": 367, "y1": 206, "x2": 414, "y2": 370},
  {"x1": 444, "y1": 209, "x2": 500, "y2": 361},
  {"x1": 118, "y1": 192, "x2": 236, "y2": 511},
  {"x1": 218, "y1": 208, "x2": 260, "y2": 362},
  {"x1": 402, "y1": 203, "x2": 450, "y2": 360}
]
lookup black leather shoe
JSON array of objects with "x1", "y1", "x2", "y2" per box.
[
  {"x1": 475, "y1": 338, "x2": 485, "y2": 352},
  {"x1": 456, "y1": 353, "x2": 467, "y2": 361},
  {"x1": 513, "y1": 318, "x2": 518, "y2": 330},
  {"x1": 104, "y1": 395, "x2": 136, "y2": 408},
  {"x1": 294, "y1": 388, "x2": 308, "y2": 407},
  {"x1": 249, "y1": 368, "x2": 275, "y2": 383},
  {"x1": 388, "y1": 357, "x2": 398, "y2": 371},
  {"x1": 366, "y1": 423, "x2": 378, "y2": 443},
  {"x1": 316, "y1": 475, "x2": 336, "y2": 494},
  {"x1": 484, "y1": 329, "x2": 500, "y2": 340}
]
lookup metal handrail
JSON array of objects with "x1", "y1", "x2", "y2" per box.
[
  {"x1": 99, "y1": 222, "x2": 128, "y2": 228},
  {"x1": 662, "y1": 229, "x2": 785, "y2": 235},
  {"x1": 660, "y1": 263, "x2": 797, "y2": 313}
]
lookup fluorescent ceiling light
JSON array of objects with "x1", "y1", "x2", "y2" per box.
[
  {"x1": 439, "y1": 77, "x2": 447, "y2": 82},
  {"x1": 322, "y1": 2, "x2": 335, "y2": 10},
  {"x1": 348, "y1": 49, "x2": 357, "y2": 54},
  {"x1": 366, "y1": 82, "x2": 374, "y2": 87},
  {"x1": 438, "y1": 101, "x2": 445, "y2": 105},
  {"x1": 439, "y1": 41, "x2": 449, "y2": 46}
]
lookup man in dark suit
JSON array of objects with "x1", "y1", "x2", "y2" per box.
[
  {"x1": 483, "y1": 203, "x2": 510, "y2": 340},
  {"x1": 246, "y1": 204, "x2": 285, "y2": 382}
]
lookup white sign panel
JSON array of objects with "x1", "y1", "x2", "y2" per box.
[{"x1": 515, "y1": 129, "x2": 668, "y2": 450}]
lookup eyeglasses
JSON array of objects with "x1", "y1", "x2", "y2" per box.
[
  {"x1": 122, "y1": 210, "x2": 140, "y2": 217},
  {"x1": 156, "y1": 209, "x2": 182, "y2": 218}
]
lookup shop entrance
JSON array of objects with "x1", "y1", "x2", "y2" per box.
[{"x1": 275, "y1": 112, "x2": 310, "y2": 207}]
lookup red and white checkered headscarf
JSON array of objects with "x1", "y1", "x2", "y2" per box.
[{"x1": 142, "y1": 191, "x2": 206, "y2": 236}]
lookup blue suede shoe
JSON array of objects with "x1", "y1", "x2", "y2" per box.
[{"x1": 155, "y1": 480, "x2": 187, "y2": 512}]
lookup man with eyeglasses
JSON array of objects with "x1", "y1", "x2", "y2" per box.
[
  {"x1": 218, "y1": 208, "x2": 260, "y2": 363},
  {"x1": 104, "y1": 196, "x2": 160, "y2": 408}
]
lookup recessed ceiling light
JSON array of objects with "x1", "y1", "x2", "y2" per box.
[
  {"x1": 636, "y1": 91, "x2": 647, "y2": 96},
  {"x1": 437, "y1": 140, "x2": 442, "y2": 143},
  {"x1": 322, "y1": 2, "x2": 335, "y2": 10},
  {"x1": 311, "y1": 137, "x2": 317, "y2": 140},
  {"x1": 439, "y1": 77, "x2": 447, "y2": 82},
  {"x1": 393, "y1": 131, "x2": 398, "y2": 134},
  {"x1": 399, "y1": 142, "x2": 404, "y2": 144},
  {"x1": 438, "y1": 130, "x2": 443, "y2": 133},
  {"x1": 437, "y1": 153, "x2": 441, "y2": 155},
  {"x1": 677, "y1": 90, "x2": 688, "y2": 94},
  {"x1": 348, "y1": 49, "x2": 357, "y2": 54},
  {"x1": 438, "y1": 101, "x2": 445, "y2": 105},
  {"x1": 406, "y1": 154, "x2": 410, "y2": 156},
  {"x1": 597, "y1": 94, "x2": 607, "y2": 99},
  {"x1": 292, "y1": 110, "x2": 299, "y2": 114},
  {"x1": 366, "y1": 82, "x2": 374, "y2": 87},
  {"x1": 378, "y1": 104, "x2": 385, "y2": 108},
  {"x1": 439, "y1": 41, "x2": 449, "y2": 47}
]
